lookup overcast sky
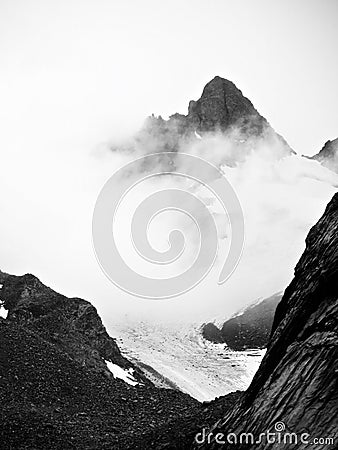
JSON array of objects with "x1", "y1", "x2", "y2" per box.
[
  {"x1": 1, "y1": 0, "x2": 337, "y2": 155},
  {"x1": 0, "y1": 0, "x2": 337, "y2": 324}
]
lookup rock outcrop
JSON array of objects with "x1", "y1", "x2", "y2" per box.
[
  {"x1": 202, "y1": 322, "x2": 225, "y2": 344},
  {"x1": 307, "y1": 138, "x2": 338, "y2": 173},
  {"x1": 193, "y1": 193, "x2": 338, "y2": 449},
  {"x1": 202, "y1": 293, "x2": 282, "y2": 350},
  {"x1": 186, "y1": 77, "x2": 269, "y2": 135}
]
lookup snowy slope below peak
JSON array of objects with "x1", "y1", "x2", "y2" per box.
[{"x1": 110, "y1": 321, "x2": 264, "y2": 402}]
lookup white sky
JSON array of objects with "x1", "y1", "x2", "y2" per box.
[
  {"x1": 1, "y1": 0, "x2": 337, "y2": 154},
  {"x1": 0, "y1": 0, "x2": 337, "y2": 324}
]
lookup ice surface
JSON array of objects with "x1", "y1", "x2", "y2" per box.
[{"x1": 111, "y1": 321, "x2": 265, "y2": 402}]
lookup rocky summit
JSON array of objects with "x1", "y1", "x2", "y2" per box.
[
  {"x1": 186, "y1": 76, "x2": 270, "y2": 135},
  {"x1": 128, "y1": 76, "x2": 293, "y2": 158},
  {"x1": 192, "y1": 193, "x2": 338, "y2": 449}
]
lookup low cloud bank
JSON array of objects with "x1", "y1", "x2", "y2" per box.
[{"x1": 1, "y1": 118, "x2": 337, "y2": 324}]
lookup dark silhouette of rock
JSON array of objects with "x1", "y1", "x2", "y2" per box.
[
  {"x1": 202, "y1": 293, "x2": 282, "y2": 350},
  {"x1": 193, "y1": 193, "x2": 338, "y2": 449},
  {"x1": 201, "y1": 322, "x2": 224, "y2": 344},
  {"x1": 307, "y1": 138, "x2": 338, "y2": 173}
]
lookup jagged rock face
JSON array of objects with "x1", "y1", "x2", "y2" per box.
[
  {"x1": 202, "y1": 293, "x2": 282, "y2": 350},
  {"x1": 0, "y1": 272, "x2": 135, "y2": 375},
  {"x1": 309, "y1": 138, "x2": 338, "y2": 173},
  {"x1": 126, "y1": 76, "x2": 293, "y2": 157},
  {"x1": 194, "y1": 193, "x2": 338, "y2": 449},
  {"x1": 186, "y1": 76, "x2": 266, "y2": 134}
]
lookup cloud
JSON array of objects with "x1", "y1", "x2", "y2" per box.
[
  {"x1": 0, "y1": 110, "x2": 337, "y2": 325},
  {"x1": 87, "y1": 122, "x2": 338, "y2": 323}
]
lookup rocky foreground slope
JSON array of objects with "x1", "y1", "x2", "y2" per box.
[
  {"x1": 192, "y1": 193, "x2": 338, "y2": 448},
  {"x1": 0, "y1": 271, "x2": 242, "y2": 449}
]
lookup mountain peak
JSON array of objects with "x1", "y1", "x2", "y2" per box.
[
  {"x1": 203, "y1": 75, "x2": 237, "y2": 91},
  {"x1": 131, "y1": 76, "x2": 294, "y2": 159},
  {"x1": 187, "y1": 76, "x2": 266, "y2": 134}
]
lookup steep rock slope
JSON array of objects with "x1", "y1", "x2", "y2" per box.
[
  {"x1": 202, "y1": 293, "x2": 282, "y2": 350},
  {"x1": 194, "y1": 192, "x2": 338, "y2": 449}
]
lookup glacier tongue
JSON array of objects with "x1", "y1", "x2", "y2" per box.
[{"x1": 110, "y1": 321, "x2": 265, "y2": 402}]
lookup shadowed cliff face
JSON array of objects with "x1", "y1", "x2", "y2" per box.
[{"x1": 194, "y1": 193, "x2": 338, "y2": 449}]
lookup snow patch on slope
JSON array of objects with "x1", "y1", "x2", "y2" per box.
[
  {"x1": 0, "y1": 284, "x2": 8, "y2": 319},
  {"x1": 105, "y1": 360, "x2": 138, "y2": 386},
  {"x1": 0, "y1": 307, "x2": 8, "y2": 319}
]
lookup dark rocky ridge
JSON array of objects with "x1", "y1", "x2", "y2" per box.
[
  {"x1": 193, "y1": 193, "x2": 338, "y2": 449},
  {"x1": 202, "y1": 293, "x2": 282, "y2": 350},
  {"x1": 307, "y1": 137, "x2": 338, "y2": 173},
  {"x1": 122, "y1": 76, "x2": 293, "y2": 160},
  {"x1": 0, "y1": 271, "x2": 136, "y2": 376}
]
